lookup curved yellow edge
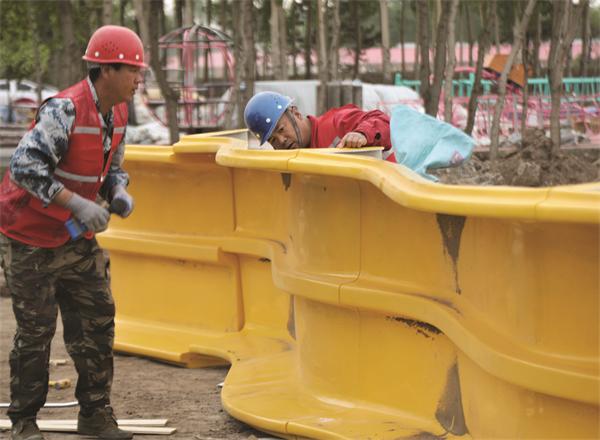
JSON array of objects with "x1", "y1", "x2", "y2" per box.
[{"x1": 101, "y1": 138, "x2": 599, "y2": 439}]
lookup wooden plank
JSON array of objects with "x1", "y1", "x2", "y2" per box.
[
  {"x1": 0, "y1": 420, "x2": 176, "y2": 435},
  {"x1": 39, "y1": 419, "x2": 169, "y2": 427}
]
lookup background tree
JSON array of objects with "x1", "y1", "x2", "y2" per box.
[
  {"x1": 580, "y1": 0, "x2": 591, "y2": 76},
  {"x1": 329, "y1": 0, "x2": 341, "y2": 81},
  {"x1": 489, "y1": 0, "x2": 537, "y2": 160},
  {"x1": 303, "y1": 0, "x2": 313, "y2": 78},
  {"x1": 270, "y1": 0, "x2": 287, "y2": 79},
  {"x1": 103, "y1": 0, "x2": 113, "y2": 25},
  {"x1": 443, "y1": 0, "x2": 459, "y2": 123},
  {"x1": 416, "y1": 0, "x2": 430, "y2": 110},
  {"x1": 134, "y1": 0, "x2": 179, "y2": 143},
  {"x1": 241, "y1": 0, "x2": 256, "y2": 112},
  {"x1": 400, "y1": 0, "x2": 406, "y2": 77},
  {"x1": 548, "y1": 0, "x2": 584, "y2": 152},
  {"x1": 417, "y1": 0, "x2": 452, "y2": 117},
  {"x1": 380, "y1": 0, "x2": 391, "y2": 83},
  {"x1": 466, "y1": 1, "x2": 493, "y2": 136},
  {"x1": 316, "y1": 0, "x2": 328, "y2": 113},
  {"x1": 58, "y1": 0, "x2": 82, "y2": 88},
  {"x1": 184, "y1": 0, "x2": 194, "y2": 26}
]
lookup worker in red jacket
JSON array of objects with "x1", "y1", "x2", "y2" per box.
[
  {"x1": 0, "y1": 25, "x2": 143, "y2": 440},
  {"x1": 244, "y1": 91, "x2": 394, "y2": 160}
]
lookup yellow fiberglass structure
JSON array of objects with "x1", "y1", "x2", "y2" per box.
[{"x1": 99, "y1": 130, "x2": 599, "y2": 440}]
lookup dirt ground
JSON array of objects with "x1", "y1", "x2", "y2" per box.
[
  {"x1": 431, "y1": 128, "x2": 600, "y2": 186},
  {"x1": 0, "y1": 292, "x2": 272, "y2": 439}
]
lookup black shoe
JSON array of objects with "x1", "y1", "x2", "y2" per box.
[
  {"x1": 77, "y1": 406, "x2": 133, "y2": 439},
  {"x1": 11, "y1": 418, "x2": 44, "y2": 440}
]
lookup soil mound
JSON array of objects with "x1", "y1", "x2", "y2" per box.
[{"x1": 431, "y1": 129, "x2": 600, "y2": 187}]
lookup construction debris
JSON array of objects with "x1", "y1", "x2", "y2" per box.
[{"x1": 48, "y1": 378, "x2": 71, "y2": 390}]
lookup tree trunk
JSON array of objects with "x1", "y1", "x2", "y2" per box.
[
  {"x1": 203, "y1": 0, "x2": 212, "y2": 81},
  {"x1": 548, "y1": 0, "x2": 583, "y2": 153},
  {"x1": 466, "y1": 1, "x2": 493, "y2": 135},
  {"x1": 521, "y1": 32, "x2": 529, "y2": 140},
  {"x1": 489, "y1": 0, "x2": 536, "y2": 161},
  {"x1": 304, "y1": 0, "x2": 312, "y2": 79},
  {"x1": 184, "y1": 0, "x2": 193, "y2": 26},
  {"x1": 414, "y1": 1, "x2": 420, "y2": 80},
  {"x1": 317, "y1": 0, "x2": 328, "y2": 114},
  {"x1": 432, "y1": 0, "x2": 440, "y2": 53},
  {"x1": 205, "y1": 0, "x2": 212, "y2": 26},
  {"x1": 270, "y1": 0, "x2": 283, "y2": 79},
  {"x1": 290, "y1": 1, "x2": 298, "y2": 78},
  {"x1": 416, "y1": 0, "x2": 430, "y2": 109},
  {"x1": 278, "y1": 4, "x2": 288, "y2": 80},
  {"x1": 400, "y1": 0, "x2": 406, "y2": 77},
  {"x1": 465, "y1": 2, "x2": 473, "y2": 66},
  {"x1": 426, "y1": 0, "x2": 450, "y2": 117},
  {"x1": 380, "y1": 0, "x2": 391, "y2": 83},
  {"x1": 102, "y1": 0, "x2": 112, "y2": 24},
  {"x1": 565, "y1": 40, "x2": 573, "y2": 77},
  {"x1": 329, "y1": 0, "x2": 340, "y2": 81},
  {"x1": 443, "y1": 0, "x2": 459, "y2": 123},
  {"x1": 134, "y1": 0, "x2": 180, "y2": 143},
  {"x1": 175, "y1": 0, "x2": 183, "y2": 29},
  {"x1": 458, "y1": 4, "x2": 463, "y2": 66},
  {"x1": 532, "y1": 10, "x2": 541, "y2": 77},
  {"x1": 493, "y1": 0, "x2": 500, "y2": 53},
  {"x1": 58, "y1": 0, "x2": 79, "y2": 88},
  {"x1": 580, "y1": 0, "x2": 590, "y2": 77},
  {"x1": 352, "y1": 1, "x2": 362, "y2": 79},
  {"x1": 159, "y1": 0, "x2": 166, "y2": 37},
  {"x1": 119, "y1": 0, "x2": 129, "y2": 25},
  {"x1": 228, "y1": 0, "x2": 243, "y2": 128},
  {"x1": 218, "y1": 0, "x2": 227, "y2": 32},
  {"x1": 27, "y1": 1, "x2": 43, "y2": 103},
  {"x1": 241, "y1": 0, "x2": 256, "y2": 108}
]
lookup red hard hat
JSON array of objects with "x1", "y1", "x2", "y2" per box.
[{"x1": 82, "y1": 25, "x2": 147, "y2": 68}]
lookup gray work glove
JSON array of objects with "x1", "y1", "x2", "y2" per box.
[
  {"x1": 65, "y1": 193, "x2": 110, "y2": 232},
  {"x1": 110, "y1": 185, "x2": 134, "y2": 218}
]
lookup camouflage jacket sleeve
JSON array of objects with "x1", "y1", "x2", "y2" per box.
[{"x1": 9, "y1": 98, "x2": 74, "y2": 205}]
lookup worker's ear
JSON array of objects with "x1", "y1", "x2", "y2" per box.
[{"x1": 289, "y1": 106, "x2": 302, "y2": 119}]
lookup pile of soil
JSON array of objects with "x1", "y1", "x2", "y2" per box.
[{"x1": 431, "y1": 129, "x2": 600, "y2": 187}]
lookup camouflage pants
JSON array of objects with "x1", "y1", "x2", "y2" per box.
[{"x1": 0, "y1": 233, "x2": 115, "y2": 422}]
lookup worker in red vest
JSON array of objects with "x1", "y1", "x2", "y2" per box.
[
  {"x1": 0, "y1": 25, "x2": 144, "y2": 440},
  {"x1": 244, "y1": 91, "x2": 395, "y2": 161}
]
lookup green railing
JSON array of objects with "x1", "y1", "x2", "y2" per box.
[{"x1": 394, "y1": 73, "x2": 600, "y2": 98}]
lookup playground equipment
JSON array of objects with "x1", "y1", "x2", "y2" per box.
[
  {"x1": 99, "y1": 131, "x2": 599, "y2": 440},
  {"x1": 142, "y1": 25, "x2": 234, "y2": 132}
]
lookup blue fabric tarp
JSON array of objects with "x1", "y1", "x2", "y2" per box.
[{"x1": 390, "y1": 105, "x2": 475, "y2": 180}]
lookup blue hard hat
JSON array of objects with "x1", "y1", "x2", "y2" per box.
[{"x1": 244, "y1": 91, "x2": 292, "y2": 145}]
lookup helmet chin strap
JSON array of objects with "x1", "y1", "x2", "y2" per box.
[{"x1": 284, "y1": 109, "x2": 303, "y2": 148}]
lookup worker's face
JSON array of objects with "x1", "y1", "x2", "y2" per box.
[
  {"x1": 268, "y1": 107, "x2": 304, "y2": 150},
  {"x1": 106, "y1": 65, "x2": 143, "y2": 103}
]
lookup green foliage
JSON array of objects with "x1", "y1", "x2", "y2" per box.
[{"x1": 0, "y1": 1, "x2": 43, "y2": 79}]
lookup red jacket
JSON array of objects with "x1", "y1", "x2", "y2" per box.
[
  {"x1": 307, "y1": 104, "x2": 394, "y2": 161},
  {"x1": 0, "y1": 79, "x2": 128, "y2": 248}
]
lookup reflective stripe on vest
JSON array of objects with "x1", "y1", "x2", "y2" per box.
[
  {"x1": 73, "y1": 126, "x2": 101, "y2": 135},
  {"x1": 55, "y1": 168, "x2": 103, "y2": 183},
  {"x1": 114, "y1": 126, "x2": 126, "y2": 134}
]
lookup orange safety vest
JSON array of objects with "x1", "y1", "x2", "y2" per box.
[{"x1": 0, "y1": 79, "x2": 128, "y2": 248}]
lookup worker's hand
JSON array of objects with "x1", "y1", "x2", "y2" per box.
[
  {"x1": 65, "y1": 193, "x2": 110, "y2": 232},
  {"x1": 110, "y1": 185, "x2": 134, "y2": 218},
  {"x1": 335, "y1": 132, "x2": 368, "y2": 149}
]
